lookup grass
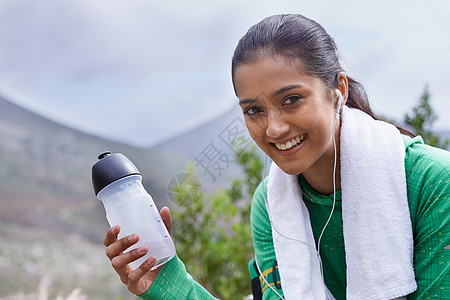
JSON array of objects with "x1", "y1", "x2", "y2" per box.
[
  {"x1": 0, "y1": 276, "x2": 86, "y2": 300},
  {"x1": 0, "y1": 221, "x2": 135, "y2": 300}
]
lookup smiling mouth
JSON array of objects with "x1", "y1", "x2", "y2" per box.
[{"x1": 274, "y1": 134, "x2": 306, "y2": 150}]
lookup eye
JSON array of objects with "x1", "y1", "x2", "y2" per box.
[
  {"x1": 243, "y1": 106, "x2": 264, "y2": 116},
  {"x1": 282, "y1": 95, "x2": 303, "y2": 106}
]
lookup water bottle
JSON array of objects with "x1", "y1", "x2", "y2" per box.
[{"x1": 92, "y1": 151, "x2": 175, "y2": 270}]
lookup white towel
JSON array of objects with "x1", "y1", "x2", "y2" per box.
[
  {"x1": 267, "y1": 163, "x2": 328, "y2": 299},
  {"x1": 266, "y1": 106, "x2": 417, "y2": 300}
]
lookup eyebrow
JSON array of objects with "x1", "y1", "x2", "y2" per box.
[
  {"x1": 238, "y1": 84, "x2": 304, "y2": 106},
  {"x1": 273, "y1": 84, "x2": 303, "y2": 96},
  {"x1": 238, "y1": 98, "x2": 257, "y2": 105}
]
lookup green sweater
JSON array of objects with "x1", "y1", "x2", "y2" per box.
[{"x1": 140, "y1": 136, "x2": 450, "y2": 299}]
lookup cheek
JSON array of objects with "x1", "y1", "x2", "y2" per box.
[
  {"x1": 245, "y1": 120, "x2": 266, "y2": 145},
  {"x1": 303, "y1": 110, "x2": 334, "y2": 138}
]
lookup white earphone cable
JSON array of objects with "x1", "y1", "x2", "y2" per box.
[{"x1": 317, "y1": 109, "x2": 339, "y2": 253}]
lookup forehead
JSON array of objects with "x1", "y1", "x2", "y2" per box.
[{"x1": 233, "y1": 55, "x2": 320, "y2": 99}]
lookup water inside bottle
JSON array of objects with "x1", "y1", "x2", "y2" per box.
[
  {"x1": 106, "y1": 194, "x2": 174, "y2": 270},
  {"x1": 128, "y1": 241, "x2": 175, "y2": 270}
]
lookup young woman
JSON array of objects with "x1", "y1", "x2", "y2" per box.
[{"x1": 103, "y1": 14, "x2": 450, "y2": 299}]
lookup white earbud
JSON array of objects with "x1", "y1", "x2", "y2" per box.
[{"x1": 335, "y1": 89, "x2": 343, "y2": 119}]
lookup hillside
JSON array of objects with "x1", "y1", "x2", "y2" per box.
[
  {"x1": 0, "y1": 95, "x2": 191, "y2": 299},
  {"x1": 0, "y1": 95, "x2": 190, "y2": 240},
  {"x1": 0, "y1": 95, "x2": 254, "y2": 299}
]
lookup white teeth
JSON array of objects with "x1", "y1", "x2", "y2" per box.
[{"x1": 275, "y1": 134, "x2": 305, "y2": 150}]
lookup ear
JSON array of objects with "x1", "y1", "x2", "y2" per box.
[{"x1": 336, "y1": 72, "x2": 348, "y2": 110}]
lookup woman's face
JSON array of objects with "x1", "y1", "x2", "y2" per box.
[{"x1": 234, "y1": 55, "x2": 338, "y2": 176}]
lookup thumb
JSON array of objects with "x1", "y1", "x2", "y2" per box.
[{"x1": 160, "y1": 206, "x2": 172, "y2": 237}]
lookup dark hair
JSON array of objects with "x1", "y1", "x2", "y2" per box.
[{"x1": 232, "y1": 14, "x2": 413, "y2": 136}]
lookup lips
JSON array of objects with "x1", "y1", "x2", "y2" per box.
[{"x1": 274, "y1": 134, "x2": 306, "y2": 150}]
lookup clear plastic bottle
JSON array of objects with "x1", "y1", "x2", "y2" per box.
[{"x1": 92, "y1": 151, "x2": 175, "y2": 270}]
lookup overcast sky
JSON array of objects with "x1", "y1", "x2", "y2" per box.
[{"x1": 0, "y1": 0, "x2": 449, "y2": 147}]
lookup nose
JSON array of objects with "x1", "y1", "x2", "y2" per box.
[{"x1": 266, "y1": 110, "x2": 289, "y2": 138}]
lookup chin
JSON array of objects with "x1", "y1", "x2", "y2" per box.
[{"x1": 274, "y1": 161, "x2": 303, "y2": 176}]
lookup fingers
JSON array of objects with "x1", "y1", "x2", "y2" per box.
[
  {"x1": 103, "y1": 225, "x2": 120, "y2": 247},
  {"x1": 127, "y1": 256, "x2": 156, "y2": 293},
  {"x1": 160, "y1": 206, "x2": 172, "y2": 236},
  {"x1": 111, "y1": 245, "x2": 147, "y2": 268},
  {"x1": 106, "y1": 233, "x2": 139, "y2": 261},
  {"x1": 109, "y1": 242, "x2": 149, "y2": 285},
  {"x1": 103, "y1": 225, "x2": 158, "y2": 295}
]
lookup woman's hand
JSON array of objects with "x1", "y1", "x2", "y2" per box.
[{"x1": 103, "y1": 206, "x2": 173, "y2": 296}]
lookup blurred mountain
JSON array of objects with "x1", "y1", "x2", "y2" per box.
[
  {"x1": 0, "y1": 95, "x2": 190, "y2": 242},
  {"x1": 152, "y1": 103, "x2": 253, "y2": 186},
  {"x1": 0, "y1": 93, "x2": 251, "y2": 240},
  {"x1": 0, "y1": 94, "x2": 252, "y2": 298},
  {"x1": 153, "y1": 103, "x2": 244, "y2": 157},
  {"x1": 0, "y1": 95, "x2": 189, "y2": 298}
]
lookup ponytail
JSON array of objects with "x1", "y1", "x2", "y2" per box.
[{"x1": 346, "y1": 76, "x2": 414, "y2": 137}]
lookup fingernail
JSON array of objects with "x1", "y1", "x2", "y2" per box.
[
  {"x1": 146, "y1": 256, "x2": 156, "y2": 266},
  {"x1": 128, "y1": 234, "x2": 137, "y2": 242},
  {"x1": 137, "y1": 245, "x2": 147, "y2": 255}
]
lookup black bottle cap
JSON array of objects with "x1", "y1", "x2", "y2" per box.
[{"x1": 92, "y1": 151, "x2": 141, "y2": 195}]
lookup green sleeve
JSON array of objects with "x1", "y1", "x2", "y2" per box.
[
  {"x1": 250, "y1": 179, "x2": 285, "y2": 300},
  {"x1": 138, "y1": 255, "x2": 218, "y2": 300},
  {"x1": 404, "y1": 140, "x2": 450, "y2": 299}
]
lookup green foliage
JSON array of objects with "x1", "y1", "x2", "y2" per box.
[
  {"x1": 171, "y1": 143, "x2": 263, "y2": 300},
  {"x1": 404, "y1": 85, "x2": 449, "y2": 149}
]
